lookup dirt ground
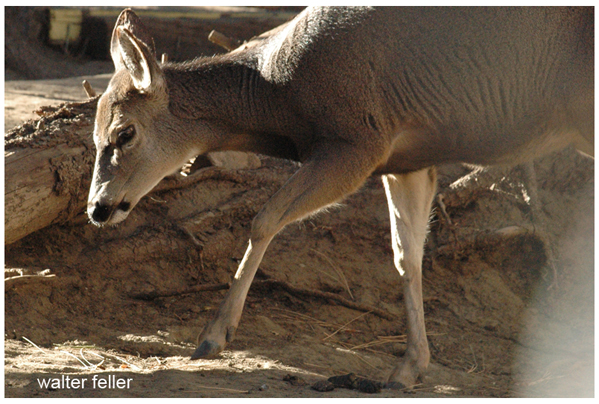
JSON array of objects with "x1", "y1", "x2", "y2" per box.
[{"x1": 4, "y1": 7, "x2": 595, "y2": 399}]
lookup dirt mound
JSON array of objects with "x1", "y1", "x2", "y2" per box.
[{"x1": 5, "y1": 144, "x2": 593, "y2": 397}]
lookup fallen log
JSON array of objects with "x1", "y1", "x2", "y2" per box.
[{"x1": 5, "y1": 98, "x2": 98, "y2": 245}]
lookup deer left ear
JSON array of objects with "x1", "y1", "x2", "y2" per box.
[
  {"x1": 116, "y1": 27, "x2": 163, "y2": 93},
  {"x1": 110, "y1": 9, "x2": 156, "y2": 69}
]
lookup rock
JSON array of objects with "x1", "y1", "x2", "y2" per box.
[
  {"x1": 311, "y1": 379, "x2": 335, "y2": 392},
  {"x1": 208, "y1": 151, "x2": 261, "y2": 170},
  {"x1": 327, "y1": 373, "x2": 383, "y2": 394},
  {"x1": 283, "y1": 374, "x2": 307, "y2": 386}
]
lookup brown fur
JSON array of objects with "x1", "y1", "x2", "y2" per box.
[{"x1": 88, "y1": 7, "x2": 593, "y2": 388}]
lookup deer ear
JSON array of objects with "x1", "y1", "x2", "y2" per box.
[
  {"x1": 115, "y1": 27, "x2": 163, "y2": 92},
  {"x1": 110, "y1": 9, "x2": 162, "y2": 93},
  {"x1": 110, "y1": 9, "x2": 156, "y2": 70}
]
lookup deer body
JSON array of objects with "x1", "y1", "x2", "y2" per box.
[{"x1": 88, "y1": 7, "x2": 593, "y2": 388}]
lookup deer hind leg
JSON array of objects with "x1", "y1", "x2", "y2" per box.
[
  {"x1": 382, "y1": 168, "x2": 437, "y2": 389},
  {"x1": 192, "y1": 140, "x2": 382, "y2": 359}
]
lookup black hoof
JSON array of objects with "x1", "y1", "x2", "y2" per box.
[
  {"x1": 385, "y1": 381, "x2": 407, "y2": 390},
  {"x1": 190, "y1": 340, "x2": 222, "y2": 359}
]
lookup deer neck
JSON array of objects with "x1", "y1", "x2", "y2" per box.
[{"x1": 163, "y1": 54, "x2": 301, "y2": 159}]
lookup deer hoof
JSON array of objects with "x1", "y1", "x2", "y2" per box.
[
  {"x1": 384, "y1": 381, "x2": 407, "y2": 390},
  {"x1": 385, "y1": 361, "x2": 423, "y2": 390},
  {"x1": 190, "y1": 339, "x2": 223, "y2": 359}
]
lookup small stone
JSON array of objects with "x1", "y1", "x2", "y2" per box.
[
  {"x1": 355, "y1": 378, "x2": 383, "y2": 394},
  {"x1": 327, "y1": 373, "x2": 383, "y2": 394},
  {"x1": 311, "y1": 380, "x2": 335, "y2": 392},
  {"x1": 328, "y1": 373, "x2": 358, "y2": 389},
  {"x1": 208, "y1": 151, "x2": 261, "y2": 170},
  {"x1": 283, "y1": 374, "x2": 307, "y2": 386}
]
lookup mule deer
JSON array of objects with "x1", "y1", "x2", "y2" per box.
[{"x1": 87, "y1": 7, "x2": 593, "y2": 388}]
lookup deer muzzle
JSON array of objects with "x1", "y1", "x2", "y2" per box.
[{"x1": 88, "y1": 199, "x2": 131, "y2": 226}]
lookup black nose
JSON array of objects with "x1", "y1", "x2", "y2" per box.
[{"x1": 91, "y1": 202, "x2": 112, "y2": 223}]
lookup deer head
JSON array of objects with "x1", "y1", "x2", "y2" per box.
[{"x1": 87, "y1": 9, "x2": 203, "y2": 226}]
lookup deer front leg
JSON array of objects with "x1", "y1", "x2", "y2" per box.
[
  {"x1": 191, "y1": 236, "x2": 271, "y2": 359},
  {"x1": 192, "y1": 140, "x2": 382, "y2": 359},
  {"x1": 382, "y1": 168, "x2": 437, "y2": 388}
]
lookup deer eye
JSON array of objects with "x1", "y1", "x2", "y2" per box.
[{"x1": 116, "y1": 125, "x2": 135, "y2": 148}]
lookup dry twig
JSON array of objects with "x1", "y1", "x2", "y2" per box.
[
  {"x1": 208, "y1": 30, "x2": 241, "y2": 51},
  {"x1": 322, "y1": 311, "x2": 370, "y2": 341},
  {"x1": 129, "y1": 282, "x2": 231, "y2": 300},
  {"x1": 129, "y1": 278, "x2": 396, "y2": 321},
  {"x1": 22, "y1": 336, "x2": 46, "y2": 354},
  {"x1": 254, "y1": 279, "x2": 396, "y2": 321},
  {"x1": 82, "y1": 80, "x2": 96, "y2": 98},
  {"x1": 188, "y1": 385, "x2": 249, "y2": 394},
  {"x1": 311, "y1": 248, "x2": 354, "y2": 299}
]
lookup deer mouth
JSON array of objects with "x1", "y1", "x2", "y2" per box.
[
  {"x1": 117, "y1": 200, "x2": 131, "y2": 212},
  {"x1": 89, "y1": 199, "x2": 132, "y2": 226}
]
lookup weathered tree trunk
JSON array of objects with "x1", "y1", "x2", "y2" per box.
[{"x1": 5, "y1": 98, "x2": 98, "y2": 245}]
